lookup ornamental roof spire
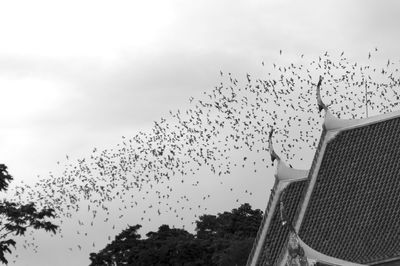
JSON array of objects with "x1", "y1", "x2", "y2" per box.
[
  {"x1": 269, "y1": 128, "x2": 280, "y2": 163},
  {"x1": 316, "y1": 76, "x2": 328, "y2": 113}
]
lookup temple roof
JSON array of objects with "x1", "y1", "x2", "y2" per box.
[
  {"x1": 247, "y1": 106, "x2": 400, "y2": 266},
  {"x1": 298, "y1": 113, "x2": 400, "y2": 264}
]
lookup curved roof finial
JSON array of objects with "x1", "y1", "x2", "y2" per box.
[
  {"x1": 316, "y1": 76, "x2": 327, "y2": 112},
  {"x1": 269, "y1": 128, "x2": 280, "y2": 163}
]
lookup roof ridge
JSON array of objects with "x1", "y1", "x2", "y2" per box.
[{"x1": 323, "y1": 108, "x2": 400, "y2": 131}]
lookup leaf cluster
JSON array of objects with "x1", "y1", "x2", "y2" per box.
[
  {"x1": 0, "y1": 164, "x2": 58, "y2": 264},
  {"x1": 89, "y1": 203, "x2": 262, "y2": 266}
]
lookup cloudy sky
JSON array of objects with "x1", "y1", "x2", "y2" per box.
[{"x1": 1, "y1": 0, "x2": 400, "y2": 265}]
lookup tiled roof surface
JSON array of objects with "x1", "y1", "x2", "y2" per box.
[
  {"x1": 256, "y1": 180, "x2": 307, "y2": 266},
  {"x1": 299, "y1": 116, "x2": 400, "y2": 264}
]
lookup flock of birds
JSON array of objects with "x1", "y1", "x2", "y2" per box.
[{"x1": 6, "y1": 49, "x2": 400, "y2": 260}]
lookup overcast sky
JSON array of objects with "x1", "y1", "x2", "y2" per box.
[{"x1": 1, "y1": 0, "x2": 400, "y2": 265}]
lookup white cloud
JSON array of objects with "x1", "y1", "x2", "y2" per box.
[
  {"x1": 0, "y1": 0, "x2": 175, "y2": 58},
  {"x1": 0, "y1": 76, "x2": 80, "y2": 127}
]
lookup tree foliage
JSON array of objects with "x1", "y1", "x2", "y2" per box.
[
  {"x1": 0, "y1": 164, "x2": 58, "y2": 264},
  {"x1": 89, "y1": 203, "x2": 262, "y2": 266}
]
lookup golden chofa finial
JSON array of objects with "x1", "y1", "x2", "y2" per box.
[
  {"x1": 316, "y1": 76, "x2": 327, "y2": 112},
  {"x1": 269, "y1": 128, "x2": 280, "y2": 163}
]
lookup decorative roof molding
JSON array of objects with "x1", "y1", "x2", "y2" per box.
[
  {"x1": 323, "y1": 110, "x2": 362, "y2": 131},
  {"x1": 297, "y1": 235, "x2": 367, "y2": 266},
  {"x1": 276, "y1": 160, "x2": 309, "y2": 182},
  {"x1": 269, "y1": 127, "x2": 309, "y2": 182},
  {"x1": 315, "y1": 75, "x2": 400, "y2": 134},
  {"x1": 316, "y1": 72, "x2": 400, "y2": 133},
  {"x1": 369, "y1": 256, "x2": 400, "y2": 265},
  {"x1": 278, "y1": 231, "x2": 367, "y2": 266},
  {"x1": 324, "y1": 109, "x2": 400, "y2": 132}
]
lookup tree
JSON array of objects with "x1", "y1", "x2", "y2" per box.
[
  {"x1": 196, "y1": 203, "x2": 262, "y2": 239},
  {"x1": 196, "y1": 203, "x2": 262, "y2": 266},
  {"x1": 0, "y1": 164, "x2": 58, "y2": 264},
  {"x1": 89, "y1": 203, "x2": 263, "y2": 266}
]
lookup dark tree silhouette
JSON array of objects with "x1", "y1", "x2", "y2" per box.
[
  {"x1": 89, "y1": 203, "x2": 262, "y2": 266},
  {"x1": 0, "y1": 164, "x2": 58, "y2": 264}
]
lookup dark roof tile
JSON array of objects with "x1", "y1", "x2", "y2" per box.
[{"x1": 299, "y1": 116, "x2": 400, "y2": 264}]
